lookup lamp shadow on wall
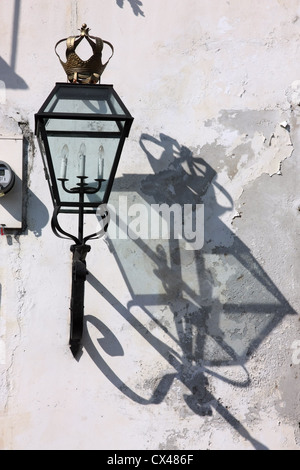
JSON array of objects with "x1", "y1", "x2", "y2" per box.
[
  {"x1": 115, "y1": 0, "x2": 145, "y2": 17},
  {"x1": 0, "y1": 56, "x2": 28, "y2": 90},
  {"x1": 25, "y1": 188, "x2": 49, "y2": 237},
  {"x1": 23, "y1": 137, "x2": 49, "y2": 237},
  {"x1": 84, "y1": 133, "x2": 296, "y2": 450},
  {"x1": 0, "y1": 0, "x2": 28, "y2": 90}
]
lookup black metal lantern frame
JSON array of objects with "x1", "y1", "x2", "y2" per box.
[{"x1": 35, "y1": 82, "x2": 133, "y2": 356}]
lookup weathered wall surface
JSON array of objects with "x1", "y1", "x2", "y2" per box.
[{"x1": 0, "y1": 0, "x2": 299, "y2": 450}]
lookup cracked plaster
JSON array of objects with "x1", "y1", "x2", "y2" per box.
[{"x1": 0, "y1": 0, "x2": 299, "y2": 451}]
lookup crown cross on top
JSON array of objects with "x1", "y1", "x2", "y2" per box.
[{"x1": 55, "y1": 23, "x2": 114, "y2": 84}]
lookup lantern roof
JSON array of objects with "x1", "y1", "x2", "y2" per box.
[{"x1": 35, "y1": 82, "x2": 133, "y2": 136}]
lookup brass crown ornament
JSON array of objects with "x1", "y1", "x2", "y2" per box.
[{"x1": 55, "y1": 23, "x2": 114, "y2": 84}]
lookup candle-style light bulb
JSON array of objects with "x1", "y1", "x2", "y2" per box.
[
  {"x1": 98, "y1": 145, "x2": 104, "y2": 179},
  {"x1": 60, "y1": 144, "x2": 69, "y2": 179},
  {"x1": 78, "y1": 143, "x2": 86, "y2": 176}
]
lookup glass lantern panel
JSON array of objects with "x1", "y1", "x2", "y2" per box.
[
  {"x1": 45, "y1": 118, "x2": 123, "y2": 134},
  {"x1": 47, "y1": 134, "x2": 121, "y2": 205},
  {"x1": 44, "y1": 86, "x2": 125, "y2": 116}
]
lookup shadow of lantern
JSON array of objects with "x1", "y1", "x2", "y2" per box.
[{"x1": 84, "y1": 133, "x2": 296, "y2": 450}]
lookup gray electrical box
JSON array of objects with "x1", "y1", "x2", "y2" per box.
[{"x1": 0, "y1": 136, "x2": 23, "y2": 230}]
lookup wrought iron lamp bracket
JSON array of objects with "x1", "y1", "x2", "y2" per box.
[
  {"x1": 35, "y1": 24, "x2": 133, "y2": 357},
  {"x1": 69, "y1": 243, "x2": 91, "y2": 357},
  {"x1": 51, "y1": 200, "x2": 110, "y2": 356}
]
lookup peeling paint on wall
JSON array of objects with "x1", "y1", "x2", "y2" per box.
[{"x1": 0, "y1": 0, "x2": 299, "y2": 451}]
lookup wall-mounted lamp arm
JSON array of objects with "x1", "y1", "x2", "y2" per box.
[{"x1": 69, "y1": 244, "x2": 91, "y2": 357}]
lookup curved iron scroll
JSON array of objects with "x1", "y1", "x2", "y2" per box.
[
  {"x1": 51, "y1": 205, "x2": 80, "y2": 245},
  {"x1": 51, "y1": 204, "x2": 110, "y2": 246}
]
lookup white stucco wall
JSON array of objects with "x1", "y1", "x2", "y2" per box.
[{"x1": 0, "y1": 0, "x2": 299, "y2": 450}]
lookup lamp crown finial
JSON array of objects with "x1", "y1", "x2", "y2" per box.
[
  {"x1": 80, "y1": 23, "x2": 90, "y2": 36},
  {"x1": 55, "y1": 23, "x2": 114, "y2": 84}
]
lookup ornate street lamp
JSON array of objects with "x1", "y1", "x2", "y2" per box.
[{"x1": 35, "y1": 24, "x2": 133, "y2": 356}]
